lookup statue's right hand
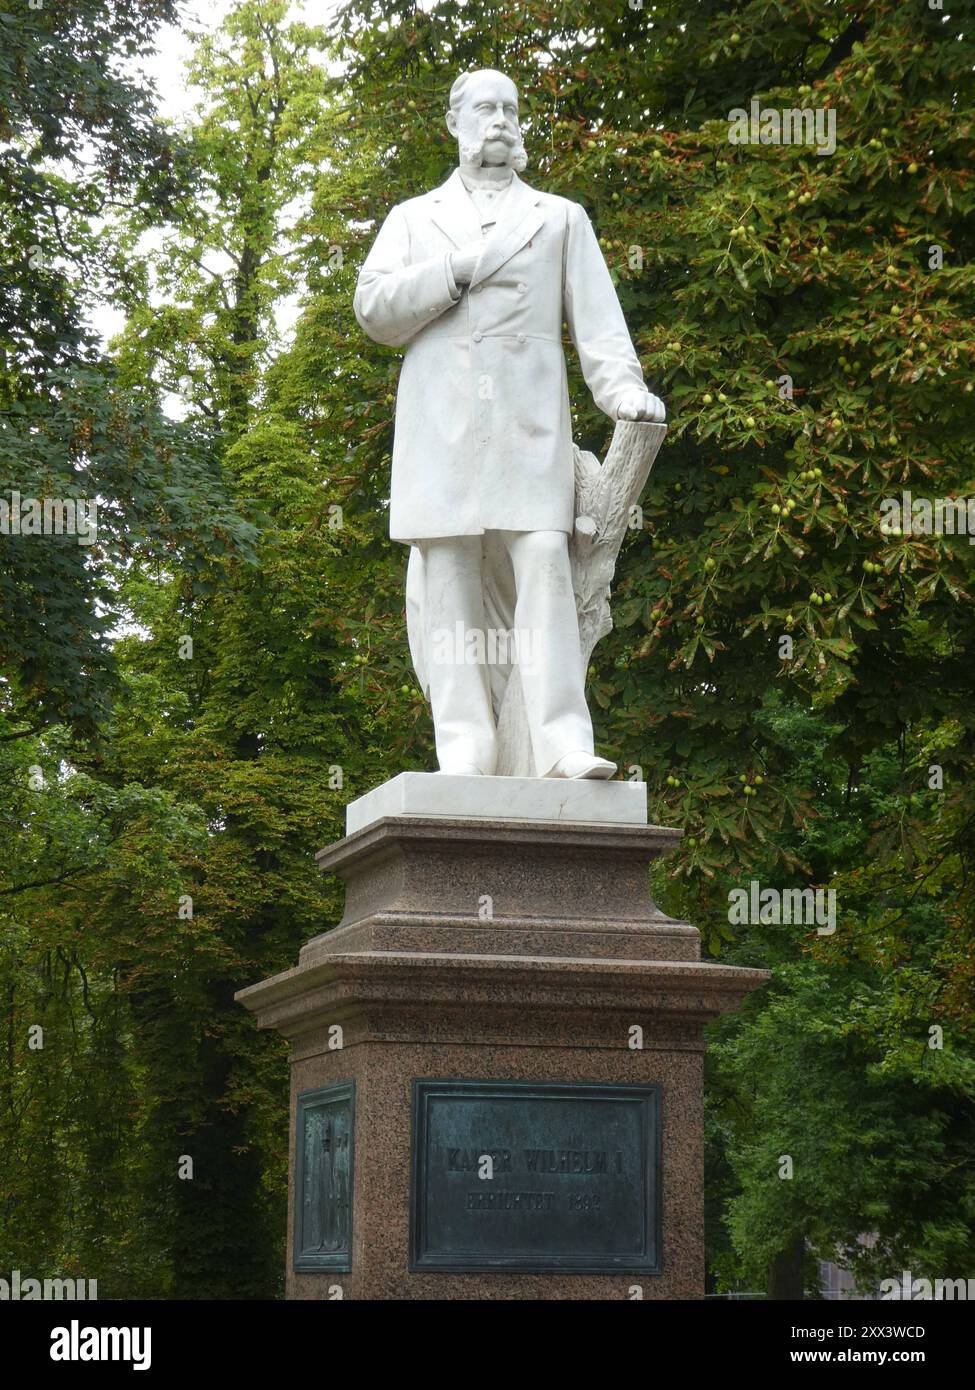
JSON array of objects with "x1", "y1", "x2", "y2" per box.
[{"x1": 450, "y1": 241, "x2": 483, "y2": 287}]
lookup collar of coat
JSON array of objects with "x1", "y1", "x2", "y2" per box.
[{"x1": 429, "y1": 168, "x2": 546, "y2": 289}]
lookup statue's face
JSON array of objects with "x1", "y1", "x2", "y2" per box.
[{"x1": 448, "y1": 71, "x2": 526, "y2": 170}]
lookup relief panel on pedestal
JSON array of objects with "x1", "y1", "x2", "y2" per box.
[{"x1": 294, "y1": 1081, "x2": 354, "y2": 1272}]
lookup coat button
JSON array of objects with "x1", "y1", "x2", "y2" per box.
[
  {"x1": 517, "y1": 283, "x2": 527, "y2": 294},
  {"x1": 517, "y1": 332, "x2": 526, "y2": 344},
  {"x1": 472, "y1": 330, "x2": 483, "y2": 342}
]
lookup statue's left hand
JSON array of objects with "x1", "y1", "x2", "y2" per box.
[{"x1": 617, "y1": 389, "x2": 666, "y2": 423}]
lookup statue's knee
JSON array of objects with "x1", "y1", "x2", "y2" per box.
[{"x1": 522, "y1": 530, "x2": 568, "y2": 565}]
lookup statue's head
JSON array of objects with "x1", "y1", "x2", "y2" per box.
[{"x1": 446, "y1": 69, "x2": 527, "y2": 172}]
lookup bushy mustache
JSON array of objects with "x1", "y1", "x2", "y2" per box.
[{"x1": 459, "y1": 130, "x2": 528, "y2": 171}]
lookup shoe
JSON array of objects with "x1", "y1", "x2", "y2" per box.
[
  {"x1": 436, "y1": 761, "x2": 485, "y2": 776},
  {"x1": 545, "y1": 752, "x2": 617, "y2": 780}
]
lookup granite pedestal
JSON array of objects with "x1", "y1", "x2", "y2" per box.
[{"x1": 236, "y1": 780, "x2": 767, "y2": 1300}]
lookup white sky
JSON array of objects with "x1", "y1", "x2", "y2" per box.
[{"x1": 147, "y1": 0, "x2": 242, "y2": 121}]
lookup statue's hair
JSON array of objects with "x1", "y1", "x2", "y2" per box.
[{"x1": 448, "y1": 69, "x2": 518, "y2": 113}]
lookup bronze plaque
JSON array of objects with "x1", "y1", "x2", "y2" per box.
[
  {"x1": 294, "y1": 1082, "x2": 354, "y2": 1272},
  {"x1": 410, "y1": 1080, "x2": 660, "y2": 1272}
]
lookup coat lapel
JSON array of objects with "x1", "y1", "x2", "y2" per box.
[
  {"x1": 469, "y1": 173, "x2": 545, "y2": 288},
  {"x1": 428, "y1": 169, "x2": 483, "y2": 248}
]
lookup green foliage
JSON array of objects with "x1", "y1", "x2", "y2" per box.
[{"x1": 0, "y1": 0, "x2": 255, "y2": 740}]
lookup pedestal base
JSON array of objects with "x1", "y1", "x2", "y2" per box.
[{"x1": 237, "y1": 808, "x2": 767, "y2": 1300}]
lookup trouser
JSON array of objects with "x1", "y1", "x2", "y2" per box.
[{"x1": 420, "y1": 529, "x2": 594, "y2": 776}]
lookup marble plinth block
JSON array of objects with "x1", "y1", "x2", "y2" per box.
[{"x1": 345, "y1": 771, "x2": 648, "y2": 835}]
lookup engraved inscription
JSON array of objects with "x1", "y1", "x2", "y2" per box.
[
  {"x1": 410, "y1": 1080, "x2": 660, "y2": 1273},
  {"x1": 294, "y1": 1082, "x2": 354, "y2": 1273}
]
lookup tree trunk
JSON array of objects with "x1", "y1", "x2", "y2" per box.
[{"x1": 768, "y1": 1234, "x2": 806, "y2": 1300}]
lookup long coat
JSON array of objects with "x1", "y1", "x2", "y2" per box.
[{"x1": 353, "y1": 168, "x2": 646, "y2": 543}]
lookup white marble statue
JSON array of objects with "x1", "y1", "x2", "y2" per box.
[{"x1": 353, "y1": 68, "x2": 666, "y2": 780}]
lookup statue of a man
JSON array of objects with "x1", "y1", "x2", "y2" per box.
[{"x1": 354, "y1": 68, "x2": 665, "y2": 779}]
